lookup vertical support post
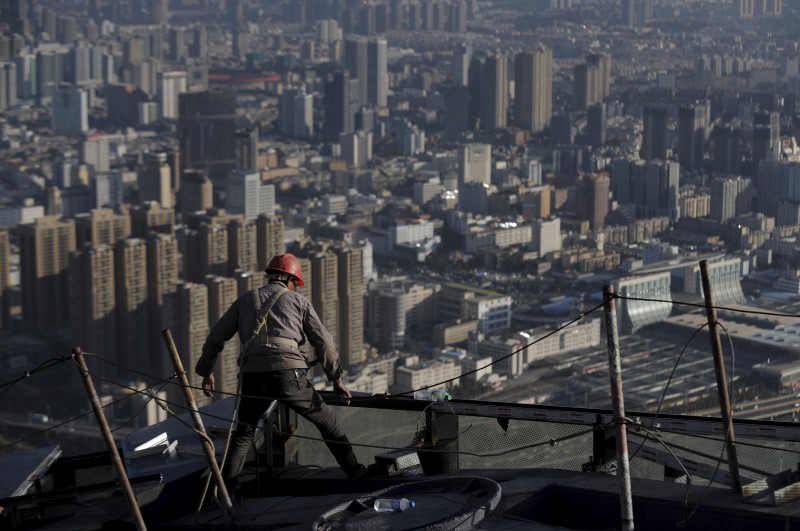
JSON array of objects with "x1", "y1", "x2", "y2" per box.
[
  {"x1": 602, "y1": 285, "x2": 635, "y2": 531},
  {"x1": 699, "y1": 260, "x2": 741, "y2": 493},
  {"x1": 72, "y1": 347, "x2": 148, "y2": 531},
  {"x1": 160, "y1": 329, "x2": 233, "y2": 511}
]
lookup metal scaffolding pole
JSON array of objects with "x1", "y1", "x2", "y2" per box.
[{"x1": 602, "y1": 285, "x2": 634, "y2": 530}]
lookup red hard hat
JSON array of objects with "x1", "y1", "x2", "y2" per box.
[{"x1": 265, "y1": 253, "x2": 304, "y2": 286}]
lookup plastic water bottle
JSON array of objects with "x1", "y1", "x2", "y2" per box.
[
  {"x1": 413, "y1": 389, "x2": 452, "y2": 401},
  {"x1": 373, "y1": 498, "x2": 416, "y2": 512}
]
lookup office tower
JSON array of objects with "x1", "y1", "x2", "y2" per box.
[
  {"x1": 323, "y1": 71, "x2": 359, "y2": 142},
  {"x1": 235, "y1": 126, "x2": 258, "y2": 171},
  {"x1": 531, "y1": 217, "x2": 561, "y2": 255},
  {"x1": 443, "y1": 84, "x2": 470, "y2": 137},
  {"x1": 480, "y1": 53, "x2": 508, "y2": 130},
  {"x1": 158, "y1": 70, "x2": 187, "y2": 120},
  {"x1": 712, "y1": 123, "x2": 741, "y2": 175},
  {"x1": 19, "y1": 216, "x2": 76, "y2": 331},
  {"x1": 107, "y1": 83, "x2": 148, "y2": 127},
  {"x1": 168, "y1": 28, "x2": 185, "y2": 62},
  {"x1": 753, "y1": 126, "x2": 774, "y2": 175},
  {"x1": 179, "y1": 169, "x2": 212, "y2": 217},
  {"x1": 458, "y1": 143, "x2": 491, "y2": 184},
  {"x1": 190, "y1": 26, "x2": 207, "y2": 60},
  {"x1": 74, "y1": 208, "x2": 131, "y2": 247},
  {"x1": 225, "y1": 170, "x2": 275, "y2": 220},
  {"x1": 205, "y1": 276, "x2": 239, "y2": 395},
  {"x1": 340, "y1": 130, "x2": 373, "y2": 168},
  {"x1": 366, "y1": 37, "x2": 387, "y2": 107},
  {"x1": 678, "y1": 103, "x2": 707, "y2": 174},
  {"x1": 139, "y1": 152, "x2": 174, "y2": 208},
  {"x1": 256, "y1": 214, "x2": 284, "y2": 270},
  {"x1": 15, "y1": 54, "x2": 35, "y2": 99},
  {"x1": 640, "y1": 105, "x2": 669, "y2": 161},
  {"x1": 453, "y1": 44, "x2": 471, "y2": 86},
  {"x1": 179, "y1": 90, "x2": 237, "y2": 184},
  {"x1": 114, "y1": 238, "x2": 149, "y2": 372},
  {"x1": 227, "y1": 218, "x2": 258, "y2": 275},
  {"x1": 148, "y1": 0, "x2": 169, "y2": 24},
  {"x1": 754, "y1": 109, "x2": 780, "y2": 151},
  {"x1": 710, "y1": 176, "x2": 753, "y2": 222},
  {"x1": 613, "y1": 158, "x2": 680, "y2": 221},
  {"x1": 36, "y1": 51, "x2": 63, "y2": 101},
  {"x1": 756, "y1": 161, "x2": 800, "y2": 216},
  {"x1": 51, "y1": 86, "x2": 88, "y2": 134},
  {"x1": 56, "y1": 15, "x2": 77, "y2": 45},
  {"x1": 0, "y1": 61, "x2": 16, "y2": 111},
  {"x1": 549, "y1": 111, "x2": 573, "y2": 145},
  {"x1": 586, "y1": 53, "x2": 611, "y2": 103},
  {"x1": 344, "y1": 36, "x2": 368, "y2": 106},
  {"x1": 80, "y1": 133, "x2": 110, "y2": 173},
  {"x1": 573, "y1": 63, "x2": 597, "y2": 112},
  {"x1": 70, "y1": 42, "x2": 92, "y2": 85},
  {"x1": 69, "y1": 244, "x2": 116, "y2": 361},
  {"x1": 458, "y1": 181, "x2": 491, "y2": 214},
  {"x1": 131, "y1": 58, "x2": 159, "y2": 97},
  {"x1": 130, "y1": 201, "x2": 175, "y2": 237},
  {"x1": 514, "y1": 46, "x2": 553, "y2": 134},
  {"x1": 0, "y1": 230, "x2": 7, "y2": 330},
  {"x1": 178, "y1": 218, "x2": 230, "y2": 283},
  {"x1": 280, "y1": 85, "x2": 314, "y2": 139},
  {"x1": 586, "y1": 102, "x2": 607, "y2": 147},
  {"x1": 575, "y1": 173, "x2": 610, "y2": 230}
]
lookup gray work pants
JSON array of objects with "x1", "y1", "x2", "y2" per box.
[{"x1": 223, "y1": 369, "x2": 360, "y2": 486}]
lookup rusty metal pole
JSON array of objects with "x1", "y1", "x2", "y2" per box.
[
  {"x1": 699, "y1": 260, "x2": 741, "y2": 493},
  {"x1": 73, "y1": 347, "x2": 148, "y2": 531},
  {"x1": 160, "y1": 329, "x2": 233, "y2": 511},
  {"x1": 602, "y1": 286, "x2": 634, "y2": 531}
]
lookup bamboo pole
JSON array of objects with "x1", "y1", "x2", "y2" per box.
[
  {"x1": 160, "y1": 329, "x2": 233, "y2": 511},
  {"x1": 699, "y1": 260, "x2": 741, "y2": 493},
  {"x1": 602, "y1": 286, "x2": 634, "y2": 530},
  {"x1": 73, "y1": 347, "x2": 147, "y2": 531}
]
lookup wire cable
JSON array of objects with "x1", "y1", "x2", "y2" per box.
[{"x1": 0, "y1": 355, "x2": 74, "y2": 402}]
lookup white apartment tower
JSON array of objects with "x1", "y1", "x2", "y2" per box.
[{"x1": 458, "y1": 143, "x2": 492, "y2": 184}]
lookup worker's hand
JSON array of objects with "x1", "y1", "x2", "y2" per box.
[
  {"x1": 333, "y1": 378, "x2": 351, "y2": 405},
  {"x1": 202, "y1": 374, "x2": 215, "y2": 398}
]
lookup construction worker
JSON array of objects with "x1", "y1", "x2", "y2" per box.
[{"x1": 195, "y1": 253, "x2": 365, "y2": 485}]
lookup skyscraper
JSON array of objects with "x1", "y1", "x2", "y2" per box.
[
  {"x1": 514, "y1": 46, "x2": 552, "y2": 134},
  {"x1": 453, "y1": 43, "x2": 472, "y2": 86},
  {"x1": 678, "y1": 103, "x2": 707, "y2": 174},
  {"x1": 225, "y1": 170, "x2": 275, "y2": 220},
  {"x1": 227, "y1": 217, "x2": 258, "y2": 275},
  {"x1": 131, "y1": 201, "x2": 175, "y2": 237},
  {"x1": 19, "y1": 216, "x2": 76, "y2": 330},
  {"x1": 586, "y1": 53, "x2": 611, "y2": 103},
  {"x1": 366, "y1": 37, "x2": 388, "y2": 107},
  {"x1": 480, "y1": 53, "x2": 508, "y2": 130},
  {"x1": 573, "y1": 63, "x2": 598, "y2": 112},
  {"x1": 575, "y1": 173, "x2": 610, "y2": 230},
  {"x1": 114, "y1": 238, "x2": 150, "y2": 372},
  {"x1": 323, "y1": 71, "x2": 359, "y2": 142},
  {"x1": 69, "y1": 244, "x2": 117, "y2": 362},
  {"x1": 641, "y1": 105, "x2": 669, "y2": 161},
  {"x1": 81, "y1": 133, "x2": 111, "y2": 173},
  {"x1": 310, "y1": 249, "x2": 340, "y2": 351},
  {"x1": 255, "y1": 214, "x2": 285, "y2": 270},
  {"x1": 710, "y1": 176, "x2": 753, "y2": 222},
  {"x1": 0, "y1": 230, "x2": 9, "y2": 331},
  {"x1": 344, "y1": 36, "x2": 368, "y2": 106},
  {"x1": 139, "y1": 152, "x2": 174, "y2": 208},
  {"x1": 146, "y1": 232, "x2": 179, "y2": 370},
  {"x1": 177, "y1": 218, "x2": 230, "y2": 284},
  {"x1": 0, "y1": 61, "x2": 18, "y2": 111},
  {"x1": 337, "y1": 244, "x2": 365, "y2": 369},
  {"x1": 586, "y1": 102, "x2": 607, "y2": 147},
  {"x1": 51, "y1": 86, "x2": 88, "y2": 134},
  {"x1": 179, "y1": 169, "x2": 213, "y2": 218},
  {"x1": 178, "y1": 89, "x2": 237, "y2": 184},
  {"x1": 158, "y1": 70, "x2": 187, "y2": 120},
  {"x1": 205, "y1": 276, "x2": 239, "y2": 395},
  {"x1": 712, "y1": 123, "x2": 741, "y2": 175},
  {"x1": 279, "y1": 85, "x2": 314, "y2": 139}
]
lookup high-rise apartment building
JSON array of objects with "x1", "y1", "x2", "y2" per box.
[
  {"x1": 458, "y1": 143, "x2": 491, "y2": 184},
  {"x1": 0, "y1": 230, "x2": 9, "y2": 331},
  {"x1": 146, "y1": 232, "x2": 179, "y2": 367},
  {"x1": 0, "y1": 61, "x2": 17, "y2": 111},
  {"x1": 69, "y1": 244, "x2": 117, "y2": 362},
  {"x1": 712, "y1": 123, "x2": 741, "y2": 176},
  {"x1": 114, "y1": 238, "x2": 149, "y2": 372},
  {"x1": 310, "y1": 249, "x2": 340, "y2": 351},
  {"x1": 74, "y1": 208, "x2": 131, "y2": 247},
  {"x1": 167, "y1": 282, "x2": 208, "y2": 402},
  {"x1": 337, "y1": 244, "x2": 365, "y2": 369},
  {"x1": 514, "y1": 46, "x2": 552, "y2": 134},
  {"x1": 479, "y1": 53, "x2": 508, "y2": 130},
  {"x1": 179, "y1": 169, "x2": 213, "y2": 218},
  {"x1": 177, "y1": 218, "x2": 231, "y2": 284},
  {"x1": 586, "y1": 53, "x2": 611, "y2": 101},
  {"x1": 19, "y1": 216, "x2": 76, "y2": 330},
  {"x1": 80, "y1": 133, "x2": 111, "y2": 174},
  {"x1": 139, "y1": 152, "x2": 174, "y2": 208},
  {"x1": 573, "y1": 63, "x2": 598, "y2": 112},
  {"x1": 227, "y1": 217, "x2": 258, "y2": 275},
  {"x1": 205, "y1": 276, "x2": 239, "y2": 395},
  {"x1": 179, "y1": 90, "x2": 237, "y2": 184},
  {"x1": 366, "y1": 279, "x2": 438, "y2": 354},
  {"x1": 130, "y1": 201, "x2": 175, "y2": 237},
  {"x1": 256, "y1": 214, "x2": 285, "y2": 270},
  {"x1": 710, "y1": 176, "x2": 753, "y2": 222},
  {"x1": 576, "y1": 173, "x2": 610, "y2": 230}
]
